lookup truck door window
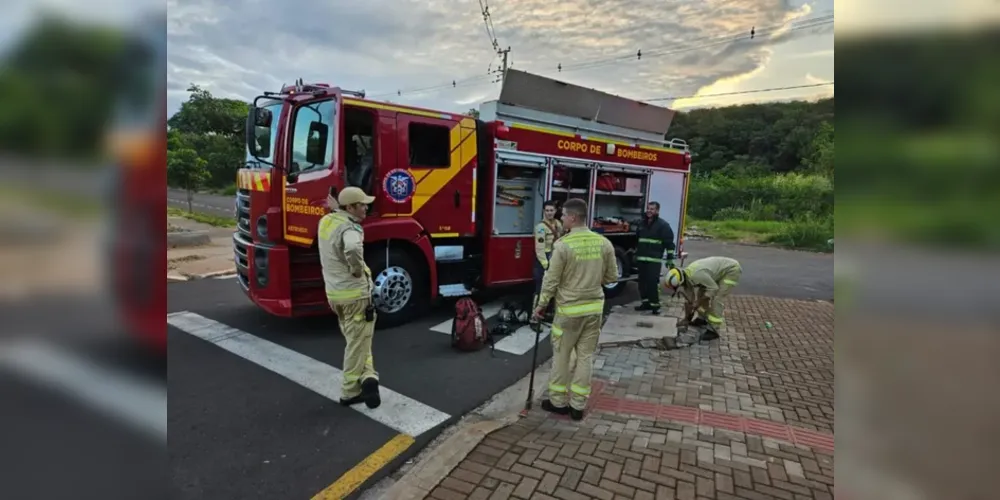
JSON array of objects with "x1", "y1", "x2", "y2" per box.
[
  {"x1": 408, "y1": 123, "x2": 450, "y2": 168},
  {"x1": 344, "y1": 107, "x2": 376, "y2": 192},
  {"x1": 289, "y1": 99, "x2": 335, "y2": 175}
]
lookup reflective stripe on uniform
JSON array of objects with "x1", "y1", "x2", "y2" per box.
[
  {"x1": 549, "y1": 383, "x2": 567, "y2": 394},
  {"x1": 344, "y1": 373, "x2": 360, "y2": 382},
  {"x1": 551, "y1": 324, "x2": 563, "y2": 338},
  {"x1": 636, "y1": 256, "x2": 663, "y2": 263},
  {"x1": 638, "y1": 237, "x2": 661, "y2": 244},
  {"x1": 723, "y1": 279, "x2": 738, "y2": 286},
  {"x1": 708, "y1": 314, "x2": 724, "y2": 324},
  {"x1": 327, "y1": 288, "x2": 365, "y2": 301},
  {"x1": 556, "y1": 300, "x2": 604, "y2": 317},
  {"x1": 570, "y1": 384, "x2": 591, "y2": 396}
]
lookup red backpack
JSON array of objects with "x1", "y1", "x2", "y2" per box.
[{"x1": 451, "y1": 298, "x2": 493, "y2": 352}]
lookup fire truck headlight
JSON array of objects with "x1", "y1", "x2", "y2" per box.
[{"x1": 256, "y1": 215, "x2": 268, "y2": 240}]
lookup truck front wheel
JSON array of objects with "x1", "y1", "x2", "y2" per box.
[
  {"x1": 602, "y1": 246, "x2": 630, "y2": 299},
  {"x1": 367, "y1": 247, "x2": 428, "y2": 328}
]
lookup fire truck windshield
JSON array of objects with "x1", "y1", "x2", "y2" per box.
[{"x1": 246, "y1": 100, "x2": 283, "y2": 168}]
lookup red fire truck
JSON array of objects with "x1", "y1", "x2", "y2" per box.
[{"x1": 238, "y1": 69, "x2": 691, "y2": 328}]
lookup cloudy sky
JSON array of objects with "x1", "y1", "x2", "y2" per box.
[{"x1": 165, "y1": 0, "x2": 836, "y2": 117}]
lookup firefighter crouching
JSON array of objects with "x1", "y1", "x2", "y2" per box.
[
  {"x1": 633, "y1": 201, "x2": 676, "y2": 315},
  {"x1": 318, "y1": 187, "x2": 382, "y2": 409},
  {"x1": 662, "y1": 256, "x2": 742, "y2": 341},
  {"x1": 533, "y1": 198, "x2": 619, "y2": 420},
  {"x1": 533, "y1": 200, "x2": 563, "y2": 320}
]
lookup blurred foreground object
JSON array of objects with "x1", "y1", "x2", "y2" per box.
[
  {"x1": 0, "y1": 9, "x2": 167, "y2": 500},
  {"x1": 104, "y1": 11, "x2": 167, "y2": 353},
  {"x1": 836, "y1": 10, "x2": 1000, "y2": 500}
]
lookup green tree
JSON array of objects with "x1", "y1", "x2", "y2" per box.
[
  {"x1": 168, "y1": 84, "x2": 249, "y2": 137},
  {"x1": 167, "y1": 85, "x2": 249, "y2": 189},
  {"x1": 467, "y1": 108, "x2": 480, "y2": 119},
  {"x1": 806, "y1": 121, "x2": 834, "y2": 178},
  {"x1": 168, "y1": 148, "x2": 209, "y2": 212}
]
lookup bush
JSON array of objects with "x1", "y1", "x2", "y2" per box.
[
  {"x1": 763, "y1": 215, "x2": 834, "y2": 252},
  {"x1": 712, "y1": 207, "x2": 751, "y2": 221},
  {"x1": 688, "y1": 173, "x2": 833, "y2": 221}
]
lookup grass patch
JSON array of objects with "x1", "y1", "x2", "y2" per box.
[
  {"x1": 167, "y1": 207, "x2": 235, "y2": 228},
  {"x1": 688, "y1": 218, "x2": 833, "y2": 252}
]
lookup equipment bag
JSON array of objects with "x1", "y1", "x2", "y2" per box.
[
  {"x1": 596, "y1": 173, "x2": 624, "y2": 191},
  {"x1": 451, "y1": 298, "x2": 493, "y2": 352}
]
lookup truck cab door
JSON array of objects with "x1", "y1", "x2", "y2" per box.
[
  {"x1": 392, "y1": 114, "x2": 477, "y2": 237},
  {"x1": 280, "y1": 92, "x2": 341, "y2": 246}
]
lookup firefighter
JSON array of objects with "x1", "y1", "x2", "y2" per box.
[
  {"x1": 633, "y1": 201, "x2": 675, "y2": 315},
  {"x1": 318, "y1": 186, "x2": 381, "y2": 409},
  {"x1": 662, "y1": 256, "x2": 742, "y2": 340},
  {"x1": 533, "y1": 198, "x2": 618, "y2": 420},
  {"x1": 533, "y1": 200, "x2": 563, "y2": 320}
]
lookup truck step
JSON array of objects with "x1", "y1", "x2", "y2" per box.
[{"x1": 438, "y1": 284, "x2": 472, "y2": 297}]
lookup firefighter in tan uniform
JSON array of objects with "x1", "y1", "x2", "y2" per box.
[
  {"x1": 663, "y1": 256, "x2": 742, "y2": 340},
  {"x1": 318, "y1": 187, "x2": 381, "y2": 409},
  {"x1": 533, "y1": 198, "x2": 618, "y2": 420},
  {"x1": 533, "y1": 200, "x2": 563, "y2": 320}
]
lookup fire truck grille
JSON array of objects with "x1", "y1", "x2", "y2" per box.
[{"x1": 236, "y1": 189, "x2": 251, "y2": 238}]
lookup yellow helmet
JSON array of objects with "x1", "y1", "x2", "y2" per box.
[{"x1": 663, "y1": 267, "x2": 684, "y2": 290}]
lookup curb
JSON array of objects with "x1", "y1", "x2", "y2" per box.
[
  {"x1": 166, "y1": 268, "x2": 236, "y2": 283},
  {"x1": 194, "y1": 269, "x2": 236, "y2": 279},
  {"x1": 167, "y1": 230, "x2": 210, "y2": 248}
]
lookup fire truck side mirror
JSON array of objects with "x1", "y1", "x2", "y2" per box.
[
  {"x1": 305, "y1": 121, "x2": 329, "y2": 165},
  {"x1": 253, "y1": 107, "x2": 272, "y2": 127},
  {"x1": 246, "y1": 106, "x2": 273, "y2": 159}
]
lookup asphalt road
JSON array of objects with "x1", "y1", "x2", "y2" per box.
[{"x1": 167, "y1": 188, "x2": 234, "y2": 217}]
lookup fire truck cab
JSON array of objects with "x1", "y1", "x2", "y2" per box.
[{"x1": 238, "y1": 69, "x2": 691, "y2": 328}]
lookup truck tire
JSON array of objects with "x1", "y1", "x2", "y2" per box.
[
  {"x1": 603, "y1": 246, "x2": 630, "y2": 299},
  {"x1": 367, "y1": 247, "x2": 428, "y2": 329}
]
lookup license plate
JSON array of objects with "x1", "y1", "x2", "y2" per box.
[{"x1": 496, "y1": 140, "x2": 518, "y2": 150}]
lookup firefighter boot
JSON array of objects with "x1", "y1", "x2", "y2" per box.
[
  {"x1": 361, "y1": 378, "x2": 381, "y2": 409},
  {"x1": 339, "y1": 394, "x2": 365, "y2": 406},
  {"x1": 569, "y1": 408, "x2": 584, "y2": 421},
  {"x1": 634, "y1": 301, "x2": 652, "y2": 312},
  {"x1": 541, "y1": 399, "x2": 570, "y2": 415}
]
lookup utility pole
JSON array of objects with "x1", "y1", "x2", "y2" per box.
[{"x1": 497, "y1": 46, "x2": 511, "y2": 83}]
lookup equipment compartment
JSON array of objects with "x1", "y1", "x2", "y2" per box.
[
  {"x1": 494, "y1": 166, "x2": 546, "y2": 235},
  {"x1": 592, "y1": 172, "x2": 647, "y2": 234},
  {"x1": 549, "y1": 162, "x2": 592, "y2": 222}
]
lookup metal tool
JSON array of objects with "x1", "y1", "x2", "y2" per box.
[{"x1": 521, "y1": 294, "x2": 544, "y2": 415}]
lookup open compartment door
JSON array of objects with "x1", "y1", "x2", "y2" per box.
[{"x1": 647, "y1": 170, "x2": 686, "y2": 251}]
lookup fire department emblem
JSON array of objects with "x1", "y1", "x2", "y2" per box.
[{"x1": 383, "y1": 168, "x2": 415, "y2": 204}]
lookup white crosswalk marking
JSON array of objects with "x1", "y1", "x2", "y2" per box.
[
  {"x1": 167, "y1": 311, "x2": 452, "y2": 437},
  {"x1": 430, "y1": 301, "x2": 552, "y2": 355},
  {"x1": 495, "y1": 324, "x2": 551, "y2": 355}
]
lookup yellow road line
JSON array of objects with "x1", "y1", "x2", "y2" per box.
[{"x1": 311, "y1": 433, "x2": 415, "y2": 500}]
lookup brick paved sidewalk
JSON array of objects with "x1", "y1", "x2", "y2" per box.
[{"x1": 423, "y1": 295, "x2": 834, "y2": 500}]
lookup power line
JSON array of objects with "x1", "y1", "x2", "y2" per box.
[
  {"x1": 641, "y1": 81, "x2": 834, "y2": 103},
  {"x1": 370, "y1": 13, "x2": 832, "y2": 100},
  {"x1": 556, "y1": 15, "x2": 833, "y2": 74}
]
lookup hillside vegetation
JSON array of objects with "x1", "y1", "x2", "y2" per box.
[{"x1": 671, "y1": 98, "x2": 835, "y2": 251}]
